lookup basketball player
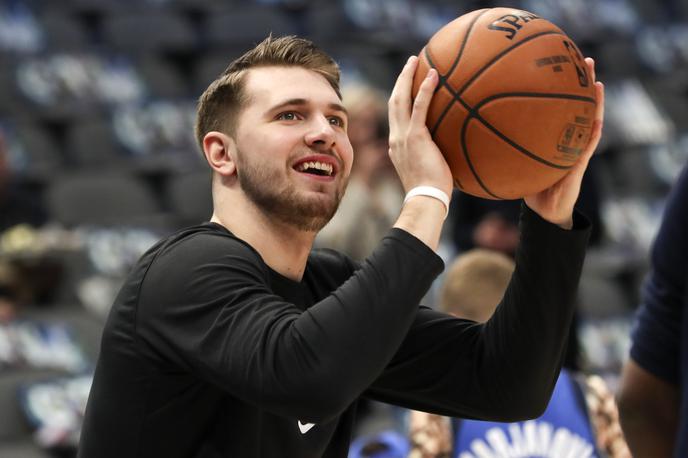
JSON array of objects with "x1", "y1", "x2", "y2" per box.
[{"x1": 78, "y1": 36, "x2": 604, "y2": 457}]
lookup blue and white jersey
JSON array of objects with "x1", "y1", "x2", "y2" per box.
[{"x1": 453, "y1": 370, "x2": 598, "y2": 458}]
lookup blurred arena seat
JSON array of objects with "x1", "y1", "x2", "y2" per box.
[
  {"x1": 166, "y1": 170, "x2": 213, "y2": 227},
  {"x1": 101, "y1": 10, "x2": 197, "y2": 54},
  {"x1": 64, "y1": 118, "x2": 128, "y2": 168},
  {"x1": 45, "y1": 172, "x2": 166, "y2": 228},
  {"x1": 204, "y1": 6, "x2": 298, "y2": 49}
]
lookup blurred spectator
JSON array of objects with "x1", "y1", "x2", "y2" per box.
[
  {"x1": 0, "y1": 260, "x2": 21, "y2": 322},
  {"x1": 0, "y1": 127, "x2": 47, "y2": 232},
  {"x1": 450, "y1": 157, "x2": 605, "y2": 257},
  {"x1": 0, "y1": 1, "x2": 42, "y2": 54},
  {"x1": 408, "y1": 249, "x2": 630, "y2": 458},
  {"x1": 316, "y1": 82, "x2": 403, "y2": 260},
  {"x1": 450, "y1": 195, "x2": 521, "y2": 257},
  {"x1": 617, "y1": 164, "x2": 688, "y2": 457}
]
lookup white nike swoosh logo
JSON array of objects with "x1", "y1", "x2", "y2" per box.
[{"x1": 298, "y1": 420, "x2": 315, "y2": 434}]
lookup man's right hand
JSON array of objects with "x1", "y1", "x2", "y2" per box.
[
  {"x1": 389, "y1": 56, "x2": 453, "y2": 251},
  {"x1": 387, "y1": 56, "x2": 453, "y2": 198}
]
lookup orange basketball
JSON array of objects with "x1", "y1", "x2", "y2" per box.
[{"x1": 412, "y1": 7, "x2": 597, "y2": 199}]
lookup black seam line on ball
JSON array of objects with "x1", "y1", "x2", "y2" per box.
[
  {"x1": 473, "y1": 92, "x2": 597, "y2": 110},
  {"x1": 444, "y1": 8, "x2": 491, "y2": 82},
  {"x1": 425, "y1": 48, "x2": 453, "y2": 136},
  {"x1": 430, "y1": 30, "x2": 567, "y2": 135},
  {"x1": 425, "y1": 9, "x2": 488, "y2": 135},
  {"x1": 425, "y1": 48, "x2": 445, "y2": 97},
  {"x1": 460, "y1": 114, "x2": 504, "y2": 199},
  {"x1": 440, "y1": 83, "x2": 583, "y2": 170},
  {"x1": 470, "y1": 91, "x2": 596, "y2": 169}
]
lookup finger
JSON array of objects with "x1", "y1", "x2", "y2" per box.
[
  {"x1": 566, "y1": 82, "x2": 604, "y2": 185},
  {"x1": 388, "y1": 56, "x2": 418, "y2": 134},
  {"x1": 594, "y1": 80, "x2": 605, "y2": 125},
  {"x1": 409, "y1": 69, "x2": 439, "y2": 129},
  {"x1": 585, "y1": 57, "x2": 596, "y2": 83},
  {"x1": 578, "y1": 81, "x2": 605, "y2": 168}
]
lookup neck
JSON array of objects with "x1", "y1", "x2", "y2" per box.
[{"x1": 211, "y1": 190, "x2": 315, "y2": 282}]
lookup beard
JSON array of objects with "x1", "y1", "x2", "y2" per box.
[{"x1": 235, "y1": 149, "x2": 347, "y2": 232}]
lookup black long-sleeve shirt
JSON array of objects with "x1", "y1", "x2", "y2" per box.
[{"x1": 78, "y1": 204, "x2": 589, "y2": 458}]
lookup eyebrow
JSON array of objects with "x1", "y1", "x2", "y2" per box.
[{"x1": 268, "y1": 98, "x2": 349, "y2": 117}]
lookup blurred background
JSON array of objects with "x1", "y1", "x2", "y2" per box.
[{"x1": 0, "y1": 0, "x2": 687, "y2": 456}]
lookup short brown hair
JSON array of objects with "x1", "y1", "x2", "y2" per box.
[
  {"x1": 440, "y1": 249, "x2": 515, "y2": 322},
  {"x1": 195, "y1": 35, "x2": 341, "y2": 151}
]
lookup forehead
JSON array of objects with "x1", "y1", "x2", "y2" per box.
[{"x1": 243, "y1": 66, "x2": 340, "y2": 110}]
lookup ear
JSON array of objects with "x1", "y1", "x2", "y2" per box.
[{"x1": 203, "y1": 131, "x2": 237, "y2": 177}]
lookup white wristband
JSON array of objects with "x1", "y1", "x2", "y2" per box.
[{"x1": 403, "y1": 186, "x2": 450, "y2": 219}]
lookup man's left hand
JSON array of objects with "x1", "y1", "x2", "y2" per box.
[{"x1": 524, "y1": 57, "x2": 604, "y2": 229}]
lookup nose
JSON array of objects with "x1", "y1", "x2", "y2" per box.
[{"x1": 304, "y1": 116, "x2": 336, "y2": 149}]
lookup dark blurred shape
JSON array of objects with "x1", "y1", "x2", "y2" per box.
[
  {"x1": 451, "y1": 156, "x2": 604, "y2": 256},
  {"x1": 64, "y1": 118, "x2": 127, "y2": 168},
  {"x1": 37, "y1": 12, "x2": 90, "y2": 52},
  {"x1": 101, "y1": 10, "x2": 197, "y2": 54},
  {"x1": 0, "y1": 127, "x2": 47, "y2": 232},
  {"x1": 204, "y1": 6, "x2": 298, "y2": 50},
  {"x1": 165, "y1": 170, "x2": 213, "y2": 227},
  {"x1": 135, "y1": 55, "x2": 189, "y2": 98},
  {"x1": 45, "y1": 173, "x2": 165, "y2": 228}
]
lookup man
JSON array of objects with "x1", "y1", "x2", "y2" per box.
[
  {"x1": 617, "y1": 164, "x2": 688, "y2": 457},
  {"x1": 78, "y1": 36, "x2": 604, "y2": 457}
]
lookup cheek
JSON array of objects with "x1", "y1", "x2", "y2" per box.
[
  {"x1": 238, "y1": 130, "x2": 268, "y2": 152},
  {"x1": 339, "y1": 138, "x2": 355, "y2": 175},
  {"x1": 244, "y1": 127, "x2": 301, "y2": 156}
]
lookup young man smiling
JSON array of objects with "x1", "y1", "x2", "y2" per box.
[{"x1": 78, "y1": 36, "x2": 604, "y2": 457}]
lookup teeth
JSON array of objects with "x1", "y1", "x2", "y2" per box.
[{"x1": 298, "y1": 161, "x2": 333, "y2": 176}]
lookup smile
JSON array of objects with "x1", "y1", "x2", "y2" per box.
[{"x1": 296, "y1": 161, "x2": 334, "y2": 176}]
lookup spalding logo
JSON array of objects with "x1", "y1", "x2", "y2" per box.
[{"x1": 487, "y1": 12, "x2": 541, "y2": 40}]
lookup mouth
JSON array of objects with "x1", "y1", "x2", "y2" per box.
[{"x1": 292, "y1": 156, "x2": 338, "y2": 179}]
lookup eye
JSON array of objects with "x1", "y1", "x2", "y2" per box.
[
  {"x1": 276, "y1": 112, "x2": 301, "y2": 121},
  {"x1": 328, "y1": 116, "x2": 345, "y2": 128}
]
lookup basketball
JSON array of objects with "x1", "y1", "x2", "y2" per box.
[{"x1": 412, "y1": 7, "x2": 597, "y2": 199}]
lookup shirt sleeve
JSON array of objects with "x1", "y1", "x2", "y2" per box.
[
  {"x1": 630, "y1": 167, "x2": 688, "y2": 384},
  {"x1": 135, "y1": 227, "x2": 443, "y2": 423},
  {"x1": 366, "y1": 203, "x2": 591, "y2": 422}
]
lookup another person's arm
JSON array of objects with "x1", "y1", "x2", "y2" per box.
[
  {"x1": 617, "y1": 165, "x2": 688, "y2": 456},
  {"x1": 617, "y1": 360, "x2": 679, "y2": 457}
]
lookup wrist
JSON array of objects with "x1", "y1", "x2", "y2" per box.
[
  {"x1": 395, "y1": 197, "x2": 446, "y2": 251},
  {"x1": 523, "y1": 200, "x2": 573, "y2": 230},
  {"x1": 403, "y1": 186, "x2": 450, "y2": 219}
]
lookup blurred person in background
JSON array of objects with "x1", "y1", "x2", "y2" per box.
[
  {"x1": 408, "y1": 249, "x2": 631, "y2": 458},
  {"x1": 617, "y1": 164, "x2": 688, "y2": 457},
  {"x1": 79, "y1": 36, "x2": 603, "y2": 457},
  {"x1": 316, "y1": 82, "x2": 404, "y2": 261},
  {"x1": 0, "y1": 261, "x2": 22, "y2": 322},
  {"x1": 0, "y1": 128, "x2": 47, "y2": 322},
  {"x1": 0, "y1": 127, "x2": 46, "y2": 233}
]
